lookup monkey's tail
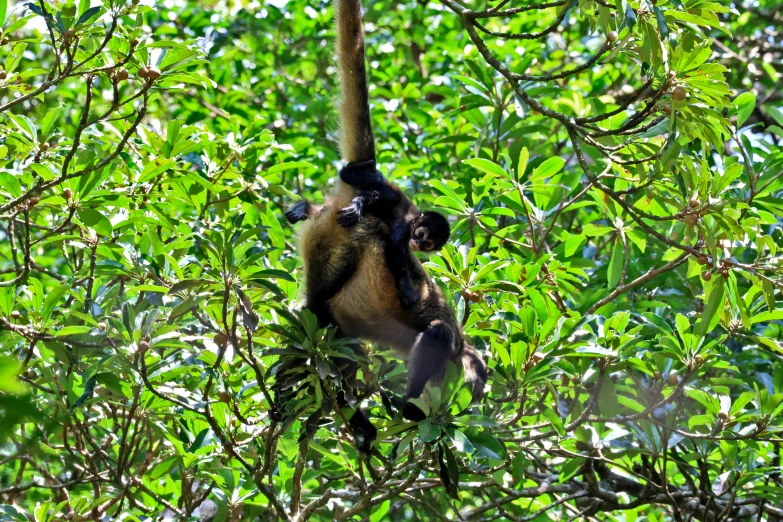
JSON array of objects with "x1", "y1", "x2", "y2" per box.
[
  {"x1": 335, "y1": 0, "x2": 375, "y2": 163},
  {"x1": 462, "y1": 345, "x2": 488, "y2": 402}
]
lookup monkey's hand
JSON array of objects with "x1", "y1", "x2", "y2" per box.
[
  {"x1": 401, "y1": 401, "x2": 427, "y2": 422},
  {"x1": 284, "y1": 200, "x2": 309, "y2": 224},
  {"x1": 337, "y1": 204, "x2": 361, "y2": 227},
  {"x1": 398, "y1": 284, "x2": 420, "y2": 308}
]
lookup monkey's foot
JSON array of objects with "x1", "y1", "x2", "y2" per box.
[
  {"x1": 398, "y1": 287, "x2": 420, "y2": 308},
  {"x1": 348, "y1": 408, "x2": 378, "y2": 454},
  {"x1": 401, "y1": 401, "x2": 427, "y2": 422},
  {"x1": 284, "y1": 200, "x2": 309, "y2": 224},
  {"x1": 337, "y1": 205, "x2": 361, "y2": 227}
]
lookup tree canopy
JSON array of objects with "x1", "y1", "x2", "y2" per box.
[{"x1": 1, "y1": 0, "x2": 783, "y2": 520}]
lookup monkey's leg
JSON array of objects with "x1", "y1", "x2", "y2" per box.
[
  {"x1": 284, "y1": 200, "x2": 310, "y2": 224},
  {"x1": 406, "y1": 323, "x2": 453, "y2": 399},
  {"x1": 400, "y1": 323, "x2": 453, "y2": 421},
  {"x1": 349, "y1": 408, "x2": 377, "y2": 453},
  {"x1": 305, "y1": 250, "x2": 358, "y2": 328},
  {"x1": 385, "y1": 222, "x2": 419, "y2": 307},
  {"x1": 336, "y1": 390, "x2": 377, "y2": 453},
  {"x1": 336, "y1": 348, "x2": 378, "y2": 453}
]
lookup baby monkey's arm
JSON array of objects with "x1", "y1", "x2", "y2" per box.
[
  {"x1": 385, "y1": 220, "x2": 420, "y2": 306},
  {"x1": 338, "y1": 161, "x2": 419, "y2": 306}
]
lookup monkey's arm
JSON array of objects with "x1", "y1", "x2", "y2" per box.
[
  {"x1": 337, "y1": 184, "x2": 400, "y2": 227},
  {"x1": 406, "y1": 323, "x2": 453, "y2": 399},
  {"x1": 305, "y1": 249, "x2": 358, "y2": 329},
  {"x1": 383, "y1": 221, "x2": 420, "y2": 307}
]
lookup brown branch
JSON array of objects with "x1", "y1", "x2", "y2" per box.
[{"x1": 587, "y1": 252, "x2": 689, "y2": 314}]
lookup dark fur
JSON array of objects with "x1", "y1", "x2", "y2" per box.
[
  {"x1": 337, "y1": 161, "x2": 451, "y2": 306},
  {"x1": 416, "y1": 212, "x2": 450, "y2": 251}
]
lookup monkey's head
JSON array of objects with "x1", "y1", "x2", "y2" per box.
[{"x1": 409, "y1": 211, "x2": 450, "y2": 253}]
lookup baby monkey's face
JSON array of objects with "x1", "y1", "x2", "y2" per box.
[
  {"x1": 409, "y1": 226, "x2": 436, "y2": 253},
  {"x1": 409, "y1": 211, "x2": 450, "y2": 253}
]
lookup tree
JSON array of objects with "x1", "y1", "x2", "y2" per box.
[{"x1": 1, "y1": 0, "x2": 782, "y2": 520}]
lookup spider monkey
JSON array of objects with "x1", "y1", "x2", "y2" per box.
[
  {"x1": 333, "y1": 159, "x2": 451, "y2": 306},
  {"x1": 285, "y1": 0, "x2": 487, "y2": 435}
]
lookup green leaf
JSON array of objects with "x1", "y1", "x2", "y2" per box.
[
  {"x1": 454, "y1": 415, "x2": 498, "y2": 427},
  {"x1": 607, "y1": 239, "x2": 624, "y2": 288},
  {"x1": 7, "y1": 111, "x2": 35, "y2": 140},
  {"x1": 0, "y1": 173, "x2": 21, "y2": 198},
  {"x1": 55, "y1": 326, "x2": 92, "y2": 337},
  {"x1": 418, "y1": 418, "x2": 441, "y2": 443},
  {"x1": 370, "y1": 500, "x2": 390, "y2": 522},
  {"x1": 438, "y1": 442, "x2": 460, "y2": 500},
  {"x1": 30, "y1": 164, "x2": 56, "y2": 181},
  {"x1": 468, "y1": 431, "x2": 507, "y2": 460},
  {"x1": 559, "y1": 457, "x2": 585, "y2": 482},
  {"x1": 0, "y1": 287, "x2": 14, "y2": 317},
  {"x1": 138, "y1": 158, "x2": 175, "y2": 184},
  {"x1": 624, "y1": 0, "x2": 637, "y2": 29},
  {"x1": 445, "y1": 428, "x2": 474, "y2": 454},
  {"x1": 267, "y1": 161, "x2": 315, "y2": 174},
  {"x1": 4, "y1": 42, "x2": 27, "y2": 74},
  {"x1": 41, "y1": 285, "x2": 68, "y2": 323},
  {"x1": 0, "y1": 357, "x2": 26, "y2": 394},
  {"x1": 77, "y1": 209, "x2": 112, "y2": 236},
  {"x1": 517, "y1": 147, "x2": 529, "y2": 180},
  {"x1": 464, "y1": 158, "x2": 507, "y2": 178},
  {"x1": 168, "y1": 279, "x2": 215, "y2": 294},
  {"x1": 675, "y1": 313, "x2": 691, "y2": 339},
  {"x1": 129, "y1": 285, "x2": 169, "y2": 294},
  {"x1": 375, "y1": 422, "x2": 417, "y2": 444},
  {"x1": 249, "y1": 269, "x2": 296, "y2": 282},
  {"x1": 654, "y1": 6, "x2": 669, "y2": 39},
  {"x1": 77, "y1": 0, "x2": 89, "y2": 17},
  {"x1": 767, "y1": 107, "x2": 783, "y2": 127},
  {"x1": 542, "y1": 406, "x2": 565, "y2": 436},
  {"x1": 4, "y1": 13, "x2": 33, "y2": 34},
  {"x1": 440, "y1": 360, "x2": 462, "y2": 406},
  {"x1": 76, "y1": 6, "x2": 102, "y2": 26},
  {"x1": 697, "y1": 281, "x2": 724, "y2": 336},
  {"x1": 734, "y1": 92, "x2": 756, "y2": 128},
  {"x1": 529, "y1": 156, "x2": 565, "y2": 182}
]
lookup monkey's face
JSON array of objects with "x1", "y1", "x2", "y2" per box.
[
  {"x1": 409, "y1": 226, "x2": 436, "y2": 253},
  {"x1": 410, "y1": 211, "x2": 451, "y2": 253}
]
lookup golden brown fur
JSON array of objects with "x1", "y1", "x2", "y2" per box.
[
  {"x1": 299, "y1": 183, "x2": 414, "y2": 353},
  {"x1": 298, "y1": 187, "x2": 486, "y2": 398}
]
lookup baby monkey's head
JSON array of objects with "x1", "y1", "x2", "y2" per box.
[{"x1": 409, "y1": 211, "x2": 450, "y2": 253}]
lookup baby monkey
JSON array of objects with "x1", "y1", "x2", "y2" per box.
[{"x1": 336, "y1": 160, "x2": 450, "y2": 307}]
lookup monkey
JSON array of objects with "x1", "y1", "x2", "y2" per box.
[
  {"x1": 332, "y1": 158, "x2": 451, "y2": 307},
  {"x1": 284, "y1": 0, "x2": 487, "y2": 431}
]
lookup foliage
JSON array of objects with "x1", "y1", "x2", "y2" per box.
[{"x1": 1, "y1": 0, "x2": 783, "y2": 520}]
